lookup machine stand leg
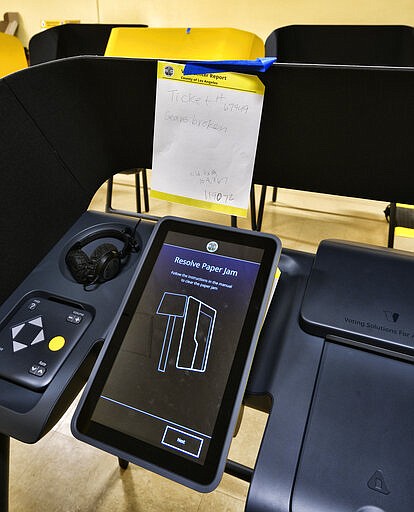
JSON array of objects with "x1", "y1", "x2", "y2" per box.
[
  {"x1": 118, "y1": 457, "x2": 129, "y2": 470},
  {"x1": 0, "y1": 434, "x2": 10, "y2": 512}
]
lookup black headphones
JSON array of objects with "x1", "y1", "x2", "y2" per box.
[{"x1": 65, "y1": 228, "x2": 138, "y2": 286}]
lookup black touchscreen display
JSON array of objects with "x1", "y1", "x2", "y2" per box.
[{"x1": 73, "y1": 218, "x2": 280, "y2": 490}]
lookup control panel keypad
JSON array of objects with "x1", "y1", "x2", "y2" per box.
[{"x1": 0, "y1": 296, "x2": 93, "y2": 390}]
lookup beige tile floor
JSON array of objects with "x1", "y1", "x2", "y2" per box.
[{"x1": 8, "y1": 177, "x2": 401, "y2": 511}]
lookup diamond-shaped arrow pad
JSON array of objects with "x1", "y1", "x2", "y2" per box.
[
  {"x1": 0, "y1": 296, "x2": 93, "y2": 390},
  {"x1": 11, "y1": 316, "x2": 45, "y2": 352}
]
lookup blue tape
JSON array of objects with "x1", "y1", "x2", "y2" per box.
[{"x1": 183, "y1": 57, "x2": 276, "y2": 75}]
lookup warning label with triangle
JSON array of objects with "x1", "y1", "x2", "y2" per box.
[{"x1": 367, "y1": 469, "x2": 390, "y2": 495}]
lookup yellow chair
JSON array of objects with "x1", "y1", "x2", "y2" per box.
[
  {"x1": 104, "y1": 27, "x2": 264, "y2": 215},
  {"x1": 106, "y1": 26, "x2": 264, "y2": 60},
  {"x1": 0, "y1": 32, "x2": 27, "y2": 77}
]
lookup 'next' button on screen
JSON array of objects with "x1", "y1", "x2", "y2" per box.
[{"x1": 162, "y1": 426, "x2": 204, "y2": 458}]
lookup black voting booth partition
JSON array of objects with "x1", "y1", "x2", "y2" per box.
[
  {"x1": 0, "y1": 57, "x2": 157, "y2": 512},
  {"x1": 261, "y1": 24, "x2": 414, "y2": 239},
  {"x1": 0, "y1": 57, "x2": 414, "y2": 511},
  {"x1": 254, "y1": 62, "x2": 414, "y2": 201},
  {"x1": 28, "y1": 23, "x2": 148, "y2": 65},
  {"x1": 266, "y1": 24, "x2": 414, "y2": 66}
]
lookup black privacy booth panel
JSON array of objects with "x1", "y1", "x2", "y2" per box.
[
  {"x1": 244, "y1": 240, "x2": 414, "y2": 512},
  {"x1": 0, "y1": 211, "x2": 154, "y2": 443},
  {"x1": 1, "y1": 56, "x2": 414, "y2": 508}
]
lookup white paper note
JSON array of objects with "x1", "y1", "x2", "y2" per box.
[{"x1": 151, "y1": 61, "x2": 265, "y2": 217}]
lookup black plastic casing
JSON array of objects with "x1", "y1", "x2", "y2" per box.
[
  {"x1": 0, "y1": 211, "x2": 154, "y2": 443},
  {"x1": 245, "y1": 240, "x2": 414, "y2": 512}
]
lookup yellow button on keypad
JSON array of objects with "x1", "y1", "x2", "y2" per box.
[{"x1": 48, "y1": 335, "x2": 65, "y2": 351}]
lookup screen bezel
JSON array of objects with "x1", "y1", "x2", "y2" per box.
[{"x1": 73, "y1": 217, "x2": 280, "y2": 489}]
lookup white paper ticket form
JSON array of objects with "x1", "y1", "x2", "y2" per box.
[{"x1": 151, "y1": 61, "x2": 265, "y2": 217}]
